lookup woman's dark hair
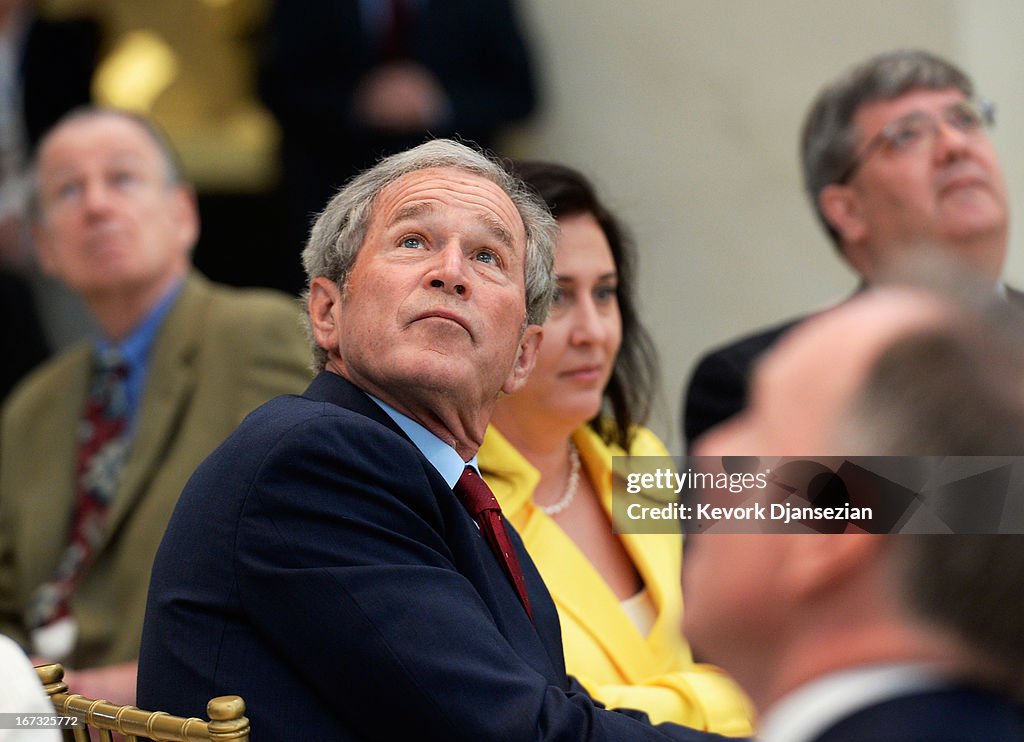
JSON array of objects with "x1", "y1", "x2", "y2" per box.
[{"x1": 508, "y1": 160, "x2": 659, "y2": 448}]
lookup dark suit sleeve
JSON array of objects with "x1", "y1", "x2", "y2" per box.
[
  {"x1": 683, "y1": 349, "x2": 750, "y2": 450},
  {"x1": 258, "y1": 0, "x2": 365, "y2": 133},
  {"x1": 683, "y1": 320, "x2": 802, "y2": 450},
  {"x1": 232, "y1": 413, "x2": 721, "y2": 741}
]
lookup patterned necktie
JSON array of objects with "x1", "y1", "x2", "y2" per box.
[
  {"x1": 455, "y1": 467, "x2": 533, "y2": 621},
  {"x1": 26, "y1": 347, "x2": 131, "y2": 658}
]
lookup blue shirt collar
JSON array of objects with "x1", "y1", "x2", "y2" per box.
[
  {"x1": 95, "y1": 278, "x2": 184, "y2": 367},
  {"x1": 94, "y1": 278, "x2": 185, "y2": 423},
  {"x1": 368, "y1": 394, "x2": 474, "y2": 489}
]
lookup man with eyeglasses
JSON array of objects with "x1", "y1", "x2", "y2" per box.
[
  {"x1": 0, "y1": 108, "x2": 312, "y2": 706},
  {"x1": 683, "y1": 49, "x2": 1012, "y2": 449}
]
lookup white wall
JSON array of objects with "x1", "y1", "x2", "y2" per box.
[{"x1": 511, "y1": 1, "x2": 1023, "y2": 453}]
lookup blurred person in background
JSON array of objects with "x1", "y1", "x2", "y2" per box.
[
  {"x1": 259, "y1": 0, "x2": 538, "y2": 295},
  {"x1": 687, "y1": 272, "x2": 1024, "y2": 741},
  {"x1": 683, "y1": 49, "x2": 1014, "y2": 450},
  {"x1": 0, "y1": 107, "x2": 311, "y2": 706},
  {"x1": 0, "y1": 0, "x2": 99, "y2": 398}
]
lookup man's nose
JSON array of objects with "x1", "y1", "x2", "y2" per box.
[
  {"x1": 82, "y1": 180, "x2": 114, "y2": 214},
  {"x1": 932, "y1": 118, "x2": 972, "y2": 161},
  {"x1": 426, "y1": 241, "x2": 469, "y2": 296}
]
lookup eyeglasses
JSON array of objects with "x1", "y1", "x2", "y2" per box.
[{"x1": 835, "y1": 99, "x2": 995, "y2": 184}]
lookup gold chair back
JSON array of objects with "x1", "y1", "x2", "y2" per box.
[{"x1": 34, "y1": 663, "x2": 249, "y2": 742}]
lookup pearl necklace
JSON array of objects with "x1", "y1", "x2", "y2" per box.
[{"x1": 540, "y1": 440, "x2": 581, "y2": 516}]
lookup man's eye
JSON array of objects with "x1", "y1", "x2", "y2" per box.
[
  {"x1": 948, "y1": 105, "x2": 984, "y2": 131},
  {"x1": 594, "y1": 285, "x2": 618, "y2": 303},
  {"x1": 473, "y1": 249, "x2": 497, "y2": 264},
  {"x1": 401, "y1": 237, "x2": 423, "y2": 249},
  {"x1": 551, "y1": 287, "x2": 565, "y2": 305},
  {"x1": 885, "y1": 120, "x2": 926, "y2": 151},
  {"x1": 110, "y1": 171, "x2": 139, "y2": 188},
  {"x1": 53, "y1": 181, "x2": 83, "y2": 201}
]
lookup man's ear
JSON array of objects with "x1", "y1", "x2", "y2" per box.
[
  {"x1": 782, "y1": 533, "x2": 885, "y2": 600},
  {"x1": 819, "y1": 184, "x2": 868, "y2": 247},
  {"x1": 501, "y1": 324, "x2": 542, "y2": 395},
  {"x1": 308, "y1": 276, "x2": 342, "y2": 356},
  {"x1": 173, "y1": 184, "x2": 200, "y2": 256}
]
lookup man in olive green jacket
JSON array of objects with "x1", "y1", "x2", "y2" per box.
[{"x1": 0, "y1": 108, "x2": 311, "y2": 704}]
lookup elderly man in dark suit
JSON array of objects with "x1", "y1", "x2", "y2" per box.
[
  {"x1": 138, "y1": 139, "x2": 732, "y2": 741},
  {"x1": 685, "y1": 276, "x2": 1024, "y2": 741},
  {"x1": 0, "y1": 108, "x2": 311, "y2": 705},
  {"x1": 684, "y1": 49, "x2": 1013, "y2": 448}
]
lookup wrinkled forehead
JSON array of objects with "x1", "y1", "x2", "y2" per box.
[
  {"x1": 39, "y1": 113, "x2": 165, "y2": 173},
  {"x1": 371, "y1": 166, "x2": 526, "y2": 243}
]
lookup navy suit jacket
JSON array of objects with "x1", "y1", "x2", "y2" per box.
[
  {"x1": 138, "y1": 372, "x2": 723, "y2": 740},
  {"x1": 812, "y1": 685, "x2": 1024, "y2": 741}
]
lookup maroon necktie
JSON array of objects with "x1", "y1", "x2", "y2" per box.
[
  {"x1": 455, "y1": 467, "x2": 533, "y2": 621},
  {"x1": 26, "y1": 348, "x2": 130, "y2": 651}
]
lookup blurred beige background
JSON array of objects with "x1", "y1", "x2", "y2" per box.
[{"x1": 40, "y1": 0, "x2": 1024, "y2": 452}]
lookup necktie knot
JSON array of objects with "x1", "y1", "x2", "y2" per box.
[
  {"x1": 95, "y1": 347, "x2": 128, "y2": 380},
  {"x1": 88, "y1": 347, "x2": 129, "y2": 420},
  {"x1": 455, "y1": 467, "x2": 499, "y2": 516}
]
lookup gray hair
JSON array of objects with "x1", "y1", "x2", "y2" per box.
[
  {"x1": 801, "y1": 49, "x2": 974, "y2": 247},
  {"x1": 302, "y1": 138, "x2": 557, "y2": 371},
  {"x1": 29, "y1": 106, "x2": 186, "y2": 222}
]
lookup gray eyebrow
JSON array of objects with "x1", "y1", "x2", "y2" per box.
[{"x1": 391, "y1": 201, "x2": 515, "y2": 250}]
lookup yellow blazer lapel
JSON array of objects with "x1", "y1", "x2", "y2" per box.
[
  {"x1": 480, "y1": 424, "x2": 677, "y2": 680},
  {"x1": 566, "y1": 428, "x2": 667, "y2": 678},
  {"x1": 529, "y1": 515, "x2": 661, "y2": 680},
  {"x1": 618, "y1": 526, "x2": 690, "y2": 666},
  {"x1": 588, "y1": 426, "x2": 690, "y2": 671}
]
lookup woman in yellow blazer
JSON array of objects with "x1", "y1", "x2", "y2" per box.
[{"x1": 479, "y1": 162, "x2": 753, "y2": 735}]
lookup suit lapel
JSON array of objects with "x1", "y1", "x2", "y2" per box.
[
  {"x1": 99, "y1": 274, "x2": 208, "y2": 552},
  {"x1": 308, "y1": 372, "x2": 563, "y2": 665},
  {"x1": 302, "y1": 371, "x2": 412, "y2": 443},
  {"x1": 16, "y1": 346, "x2": 92, "y2": 593},
  {"x1": 618, "y1": 529, "x2": 685, "y2": 670}
]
